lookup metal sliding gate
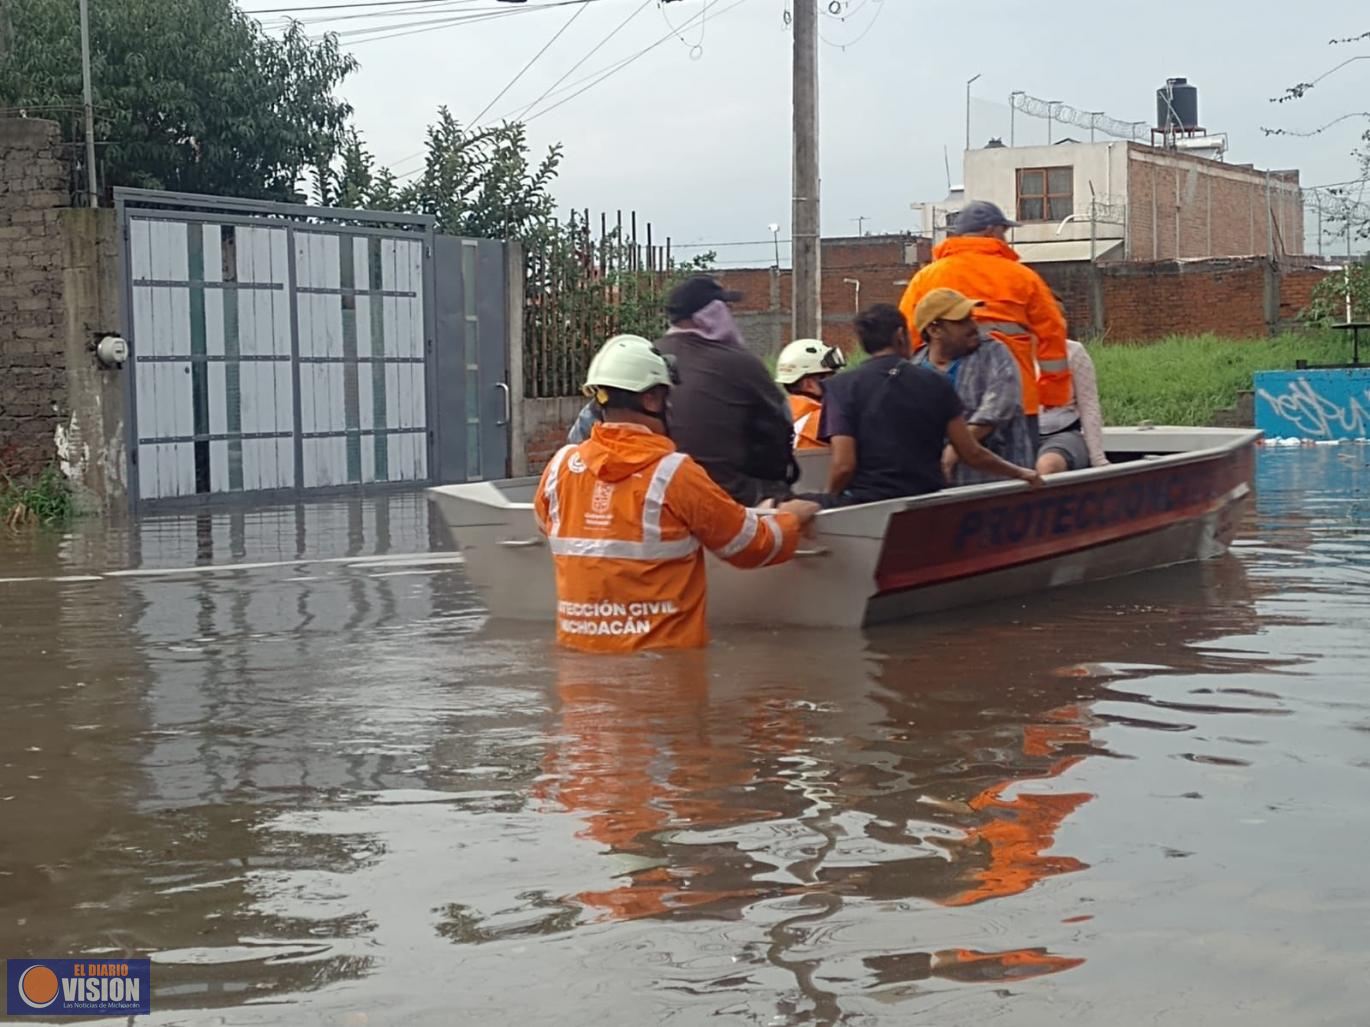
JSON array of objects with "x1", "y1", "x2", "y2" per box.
[{"x1": 116, "y1": 188, "x2": 509, "y2": 512}]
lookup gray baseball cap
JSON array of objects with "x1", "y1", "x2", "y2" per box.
[{"x1": 951, "y1": 200, "x2": 1020, "y2": 235}]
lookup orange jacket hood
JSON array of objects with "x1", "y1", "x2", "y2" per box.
[
  {"x1": 580, "y1": 422, "x2": 677, "y2": 482},
  {"x1": 932, "y1": 235, "x2": 1022, "y2": 264}
]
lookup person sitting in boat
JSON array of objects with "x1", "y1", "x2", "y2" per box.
[
  {"x1": 533, "y1": 334, "x2": 820, "y2": 653},
  {"x1": 1036, "y1": 338, "x2": 1109, "y2": 474},
  {"x1": 814, "y1": 304, "x2": 1042, "y2": 507},
  {"x1": 896, "y1": 199, "x2": 1071, "y2": 450},
  {"x1": 655, "y1": 276, "x2": 798, "y2": 505},
  {"x1": 910, "y1": 288, "x2": 1035, "y2": 486},
  {"x1": 774, "y1": 338, "x2": 846, "y2": 450}
]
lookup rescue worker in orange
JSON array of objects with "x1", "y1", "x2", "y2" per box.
[
  {"x1": 774, "y1": 338, "x2": 846, "y2": 451},
  {"x1": 534, "y1": 334, "x2": 821, "y2": 653},
  {"x1": 898, "y1": 199, "x2": 1070, "y2": 446}
]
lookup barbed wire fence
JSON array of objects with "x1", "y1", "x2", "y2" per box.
[{"x1": 1302, "y1": 179, "x2": 1370, "y2": 259}]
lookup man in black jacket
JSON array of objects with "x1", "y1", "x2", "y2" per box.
[{"x1": 655, "y1": 276, "x2": 795, "y2": 505}]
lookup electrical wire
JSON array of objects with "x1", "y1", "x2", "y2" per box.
[
  {"x1": 521, "y1": 0, "x2": 750, "y2": 123},
  {"x1": 242, "y1": 0, "x2": 479, "y2": 13},
  {"x1": 818, "y1": 0, "x2": 882, "y2": 50},
  {"x1": 330, "y1": 1, "x2": 576, "y2": 42},
  {"x1": 510, "y1": 0, "x2": 654, "y2": 122},
  {"x1": 257, "y1": 0, "x2": 599, "y2": 39},
  {"x1": 471, "y1": 3, "x2": 591, "y2": 125},
  {"x1": 659, "y1": 0, "x2": 706, "y2": 58},
  {"x1": 381, "y1": 0, "x2": 745, "y2": 179},
  {"x1": 258, "y1": 0, "x2": 484, "y2": 28}
]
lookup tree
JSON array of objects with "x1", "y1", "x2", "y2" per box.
[
  {"x1": 0, "y1": 0, "x2": 356, "y2": 200},
  {"x1": 311, "y1": 108, "x2": 714, "y2": 398},
  {"x1": 317, "y1": 107, "x2": 562, "y2": 242}
]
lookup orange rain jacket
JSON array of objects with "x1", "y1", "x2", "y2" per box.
[
  {"x1": 898, "y1": 236, "x2": 1071, "y2": 415},
  {"x1": 533, "y1": 422, "x2": 802, "y2": 653},
  {"x1": 788, "y1": 394, "x2": 826, "y2": 451}
]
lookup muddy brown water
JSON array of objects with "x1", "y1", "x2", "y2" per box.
[{"x1": 1, "y1": 447, "x2": 1368, "y2": 1026}]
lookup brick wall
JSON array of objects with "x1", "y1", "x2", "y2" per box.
[
  {"x1": 1278, "y1": 267, "x2": 1329, "y2": 322},
  {"x1": 1038, "y1": 256, "x2": 1336, "y2": 341},
  {"x1": 712, "y1": 231, "x2": 1335, "y2": 351},
  {"x1": 1100, "y1": 258, "x2": 1270, "y2": 338},
  {"x1": 715, "y1": 234, "x2": 927, "y2": 357},
  {"x1": 1031, "y1": 262, "x2": 1096, "y2": 339},
  {"x1": 0, "y1": 119, "x2": 69, "y2": 478},
  {"x1": 1126, "y1": 145, "x2": 1304, "y2": 261}
]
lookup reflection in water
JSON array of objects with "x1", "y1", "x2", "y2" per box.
[{"x1": 0, "y1": 448, "x2": 1367, "y2": 1024}]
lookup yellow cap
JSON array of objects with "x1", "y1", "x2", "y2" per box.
[{"x1": 913, "y1": 288, "x2": 984, "y2": 332}]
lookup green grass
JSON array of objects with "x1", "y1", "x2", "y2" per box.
[
  {"x1": 765, "y1": 332, "x2": 1352, "y2": 427},
  {"x1": 1090, "y1": 332, "x2": 1352, "y2": 426},
  {"x1": 1, "y1": 466, "x2": 76, "y2": 529}
]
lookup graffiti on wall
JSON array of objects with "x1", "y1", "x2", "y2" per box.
[{"x1": 1254, "y1": 370, "x2": 1370, "y2": 441}]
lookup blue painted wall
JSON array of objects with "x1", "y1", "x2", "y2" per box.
[{"x1": 1254, "y1": 369, "x2": 1370, "y2": 440}]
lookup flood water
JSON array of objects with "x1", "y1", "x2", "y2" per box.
[{"x1": 1, "y1": 446, "x2": 1368, "y2": 1026}]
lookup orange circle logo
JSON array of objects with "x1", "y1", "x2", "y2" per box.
[{"x1": 18, "y1": 965, "x2": 59, "y2": 1009}]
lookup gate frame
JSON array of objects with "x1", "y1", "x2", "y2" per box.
[{"x1": 115, "y1": 188, "x2": 437, "y2": 514}]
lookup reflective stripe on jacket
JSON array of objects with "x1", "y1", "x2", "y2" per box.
[
  {"x1": 532, "y1": 422, "x2": 802, "y2": 652},
  {"x1": 788, "y1": 394, "x2": 827, "y2": 451},
  {"x1": 897, "y1": 236, "x2": 1071, "y2": 414}
]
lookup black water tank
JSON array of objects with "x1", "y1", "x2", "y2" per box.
[{"x1": 1157, "y1": 77, "x2": 1199, "y2": 130}]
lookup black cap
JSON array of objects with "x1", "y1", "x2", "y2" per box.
[{"x1": 666, "y1": 275, "x2": 743, "y2": 322}]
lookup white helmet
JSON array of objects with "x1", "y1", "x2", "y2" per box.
[
  {"x1": 774, "y1": 338, "x2": 846, "y2": 384},
  {"x1": 583, "y1": 334, "x2": 678, "y2": 396}
]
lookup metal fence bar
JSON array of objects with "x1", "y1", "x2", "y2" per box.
[
  {"x1": 520, "y1": 207, "x2": 695, "y2": 399},
  {"x1": 115, "y1": 187, "x2": 434, "y2": 228}
]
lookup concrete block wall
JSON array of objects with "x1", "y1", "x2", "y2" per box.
[
  {"x1": 59, "y1": 208, "x2": 127, "y2": 511},
  {"x1": 0, "y1": 119, "x2": 68, "y2": 479}
]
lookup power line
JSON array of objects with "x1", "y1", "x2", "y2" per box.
[
  {"x1": 522, "y1": 0, "x2": 750, "y2": 124},
  {"x1": 328, "y1": 1, "x2": 563, "y2": 42},
  {"x1": 511, "y1": 0, "x2": 654, "y2": 123},
  {"x1": 818, "y1": 0, "x2": 882, "y2": 49},
  {"x1": 381, "y1": 0, "x2": 743, "y2": 179},
  {"x1": 257, "y1": 0, "x2": 483, "y2": 27},
  {"x1": 259, "y1": 0, "x2": 598, "y2": 39},
  {"x1": 383, "y1": 0, "x2": 627, "y2": 176},
  {"x1": 471, "y1": 3, "x2": 590, "y2": 125},
  {"x1": 245, "y1": 0, "x2": 519, "y2": 14}
]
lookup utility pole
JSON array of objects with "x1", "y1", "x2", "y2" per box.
[
  {"x1": 852, "y1": 216, "x2": 868, "y2": 236},
  {"x1": 79, "y1": 0, "x2": 98, "y2": 207},
  {"x1": 791, "y1": 0, "x2": 820, "y2": 339}
]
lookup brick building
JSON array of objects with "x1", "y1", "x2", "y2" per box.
[{"x1": 956, "y1": 140, "x2": 1304, "y2": 265}]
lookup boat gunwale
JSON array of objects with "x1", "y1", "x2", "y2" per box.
[{"x1": 427, "y1": 428, "x2": 1262, "y2": 528}]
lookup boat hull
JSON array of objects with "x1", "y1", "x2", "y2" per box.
[{"x1": 428, "y1": 427, "x2": 1259, "y2": 629}]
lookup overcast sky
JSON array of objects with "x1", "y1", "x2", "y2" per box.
[{"x1": 257, "y1": 0, "x2": 1370, "y2": 264}]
